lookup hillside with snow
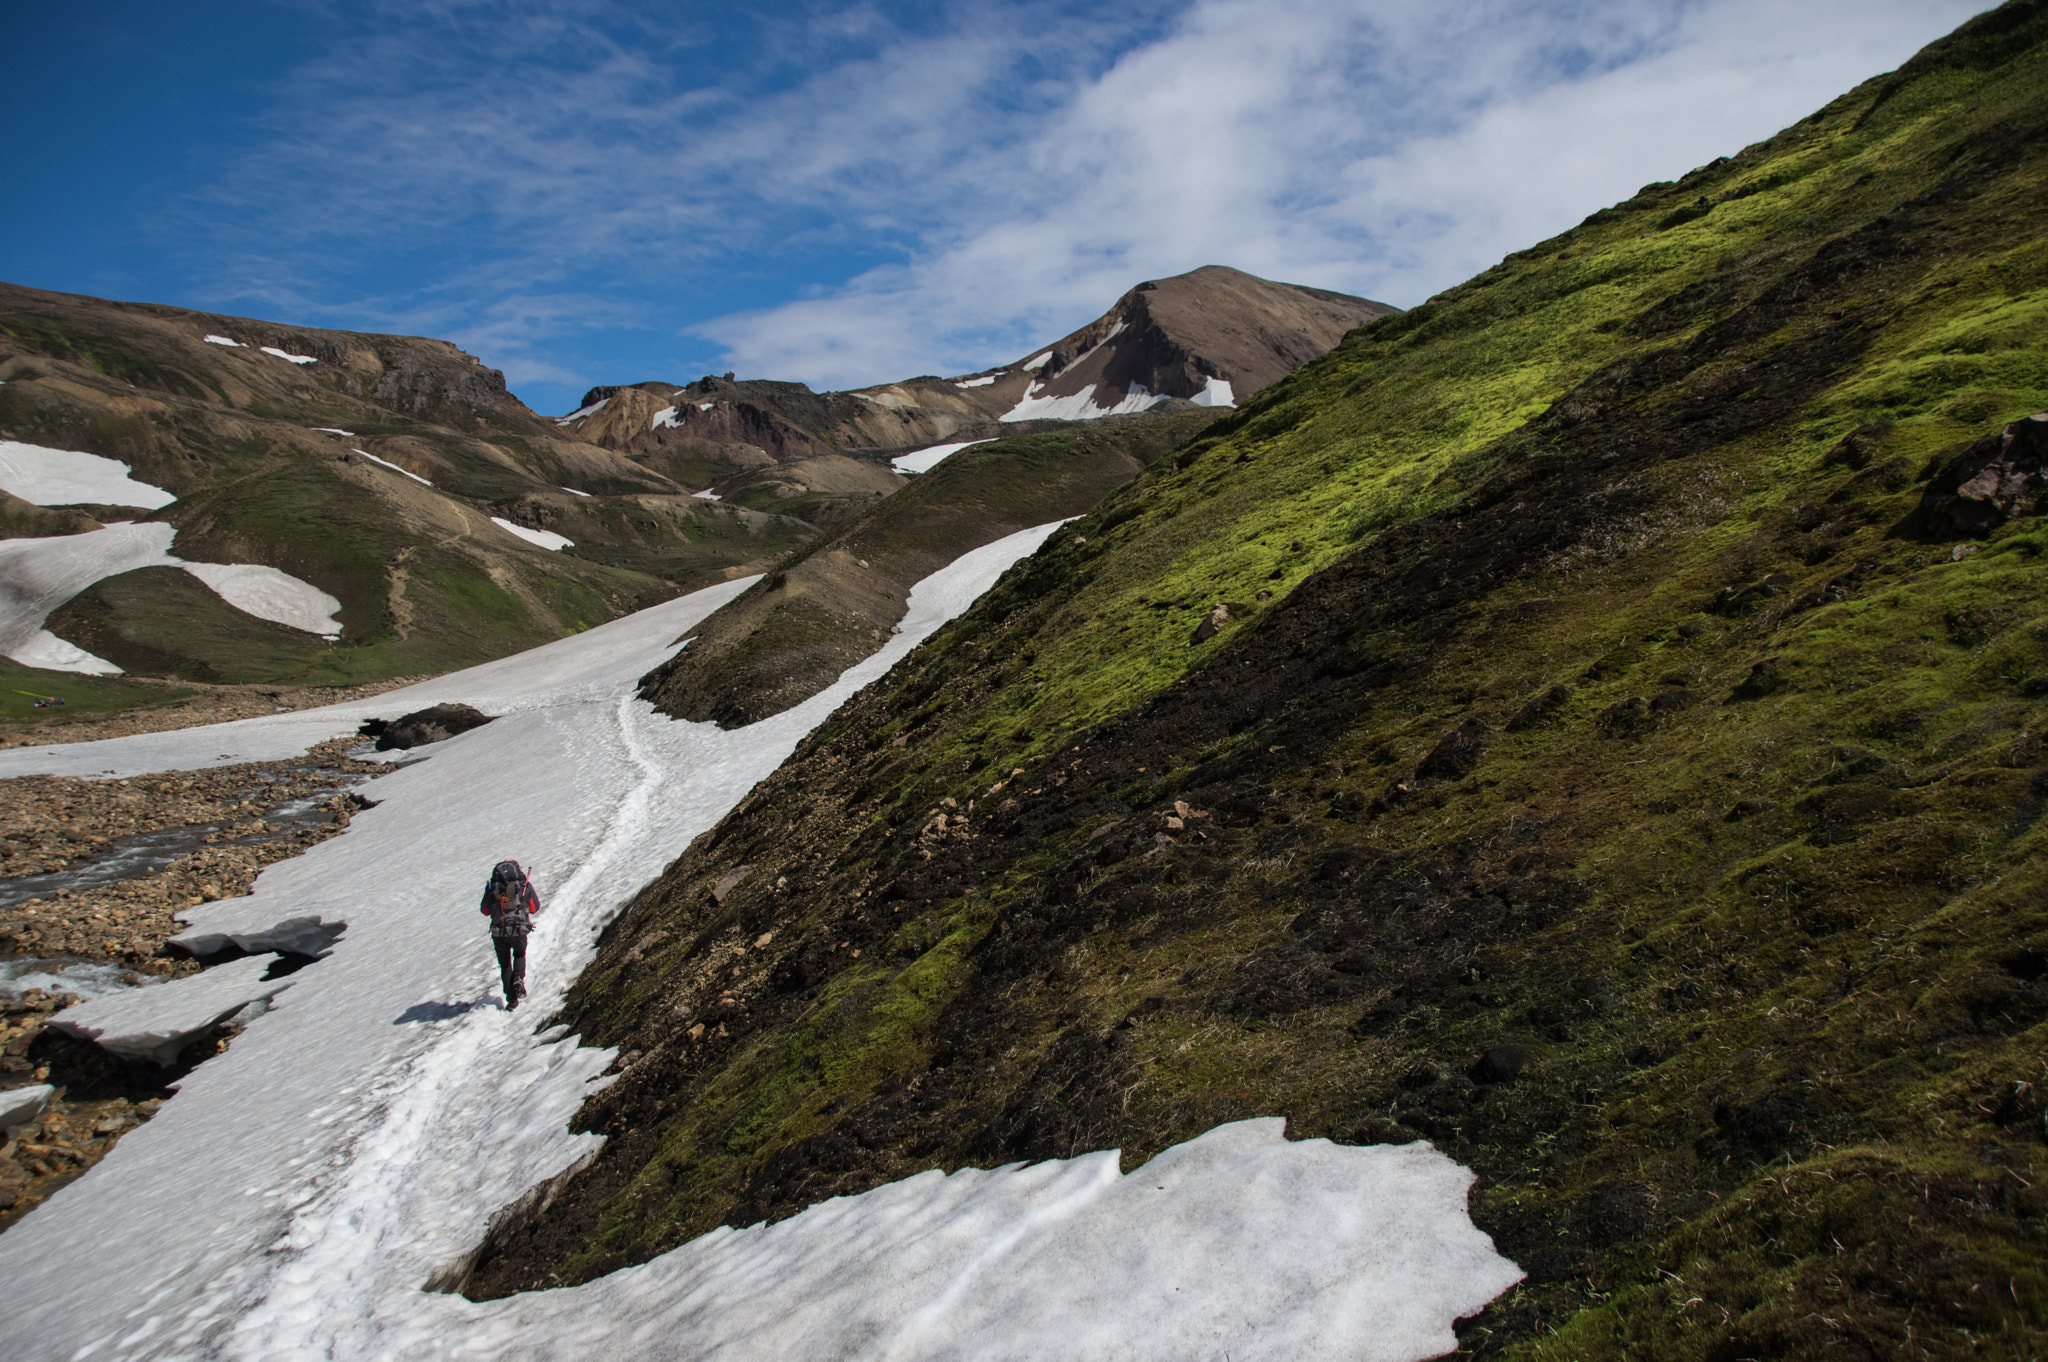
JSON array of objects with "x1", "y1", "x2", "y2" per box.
[{"x1": 0, "y1": 528, "x2": 1516, "y2": 1360}]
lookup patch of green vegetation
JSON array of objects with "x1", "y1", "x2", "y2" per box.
[
  {"x1": 0, "y1": 658, "x2": 196, "y2": 723},
  {"x1": 0, "y1": 314, "x2": 219, "y2": 403},
  {"x1": 45, "y1": 566, "x2": 338, "y2": 684}
]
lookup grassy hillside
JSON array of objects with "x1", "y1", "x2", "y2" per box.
[{"x1": 473, "y1": 6, "x2": 2048, "y2": 1353}]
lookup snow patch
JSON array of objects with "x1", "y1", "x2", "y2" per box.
[
  {"x1": 692, "y1": 488, "x2": 721, "y2": 501},
  {"x1": 10, "y1": 628, "x2": 120, "y2": 674},
  {"x1": 1021, "y1": 351, "x2": 1051, "y2": 370},
  {"x1": 554, "y1": 398, "x2": 608, "y2": 426},
  {"x1": 558, "y1": 487, "x2": 592, "y2": 497},
  {"x1": 491, "y1": 518, "x2": 574, "y2": 551},
  {"x1": 1190, "y1": 376, "x2": 1236, "y2": 408},
  {"x1": 398, "y1": 1120, "x2": 1520, "y2": 1361},
  {"x1": 353, "y1": 450, "x2": 433, "y2": 486},
  {"x1": 0, "y1": 1084, "x2": 51, "y2": 1130},
  {"x1": 261, "y1": 347, "x2": 317, "y2": 366},
  {"x1": 0, "y1": 523, "x2": 182, "y2": 672},
  {"x1": 0, "y1": 440, "x2": 176, "y2": 509},
  {"x1": 0, "y1": 522, "x2": 343, "y2": 674},
  {"x1": 181, "y1": 563, "x2": 344, "y2": 638},
  {"x1": 48, "y1": 955, "x2": 297, "y2": 1067},
  {"x1": 892, "y1": 440, "x2": 992, "y2": 475},
  {"x1": 310, "y1": 428, "x2": 357, "y2": 438},
  {"x1": 698, "y1": 402, "x2": 714, "y2": 411},
  {"x1": 1000, "y1": 383, "x2": 1165, "y2": 423},
  {"x1": 203, "y1": 335, "x2": 245, "y2": 348},
  {"x1": 952, "y1": 375, "x2": 997, "y2": 388},
  {"x1": 650, "y1": 407, "x2": 680, "y2": 430}
]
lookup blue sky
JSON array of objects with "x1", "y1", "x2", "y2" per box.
[{"x1": 3, "y1": 1, "x2": 1987, "y2": 415}]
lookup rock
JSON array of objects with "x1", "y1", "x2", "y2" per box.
[
  {"x1": 1508, "y1": 684, "x2": 1572, "y2": 732},
  {"x1": 1468, "y1": 1044, "x2": 1530, "y2": 1085},
  {"x1": 710, "y1": 866, "x2": 753, "y2": 904},
  {"x1": 1731, "y1": 657, "x2": 1784, "y2": 700},
  {"x1": 1187, "y1": 602, "x2": 1251, "y2": 646},
  {"x1": 0, "y1": 1084, "x2": 53, "y2": 1131},
  {"x1": 1596, "y1": 697, "x2": 1647, "y2": 736},
  {"x1": 1915, "y1": 411, "x2": 2048, "y2": 537},
  {"x1": 1415, "y1": 719, "x2": 1493, "y2": 781},
  {"x1": 46, "y1": 955, "x2": 295, "y2": 1066},
  {"x1": 362, "y1": 703, "x2": 495, "y2": 751}
]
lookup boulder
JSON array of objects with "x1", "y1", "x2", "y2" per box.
[
  {"x1": 1915, "y1": 411, "x2": 2048, "y2": 537},
  {"x1": 360, "y1": 703, "x2": 495, "y2": 751}
]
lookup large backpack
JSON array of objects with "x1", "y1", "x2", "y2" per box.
[{"x1": 486, "y1": 860, "x2": 535, "y2": 937}]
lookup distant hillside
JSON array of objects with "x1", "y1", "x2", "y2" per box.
[
  {"x1": 637, "y1": 411, "x2": 1224, "y2": 727},
  {"x1": 0, "y1": 266, "x2": 1386, "y2": 695},
  {"x1": 0, "y1": 286, "x2": 814, "y2": 686},
  {"x1": 558, "y1": 265, "x2": 1395, "y2": 499},
  {"x1": 582, "y1": 267, "x2": 1388, "y2": 727},
  {"x1": 470, "y1": 4, "x2": 2048, "y2": 1356}
]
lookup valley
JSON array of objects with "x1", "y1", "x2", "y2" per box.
[{"x1": 1, "y1": 3, "x2": 2045, "y2": 1359}]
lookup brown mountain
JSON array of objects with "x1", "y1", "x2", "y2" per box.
[
  {"x1": 560, "y1": 265, "x2": 1397, "y2": 485},
  {"x1": 858, "y1": 264, "x2": 1400, "y2": 425}
]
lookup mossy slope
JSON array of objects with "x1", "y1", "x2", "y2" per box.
[{"x1": 475, "y1": 7, "x2": 2048, "y2": 1355}]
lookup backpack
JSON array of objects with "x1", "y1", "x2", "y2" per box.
[{"x1": 485, "y1": 860, "x2": 535, "y2": 937}]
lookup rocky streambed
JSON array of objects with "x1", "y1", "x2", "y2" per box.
[{"x1": 0, "y1": 735, "x2": 389, "y2": 1231}]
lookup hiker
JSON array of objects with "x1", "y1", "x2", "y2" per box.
[{"x1": 480, "y1": 859, "x2": 540, "y2": 1008}]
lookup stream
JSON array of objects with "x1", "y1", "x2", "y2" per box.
[{"x1": 0, "y1": 762, "x2": 377, "y2": 1002}]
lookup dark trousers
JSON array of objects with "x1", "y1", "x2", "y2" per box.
[{"x1": 493, "y1": 934, "x2": 528, "y2": 1000}]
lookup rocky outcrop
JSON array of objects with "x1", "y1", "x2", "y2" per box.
[
  {"x1": 360, "y1": 702, "x2": 494, "y2": 751},
  {"x1": 1914, "y1": 411, "x2": 2048, "y2": 536}
]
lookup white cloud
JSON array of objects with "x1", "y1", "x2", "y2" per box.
[
  {"x1": 699, "y1": 0, "x2": 1988, "y2": 387},
  {"x1": 182, "y1": 0, "x2": 1989, "y2": 395}
]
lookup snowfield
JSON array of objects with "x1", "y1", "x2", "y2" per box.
[
  {"x1": 891, "y1": 439, "x2": 991, "y2": 474},
  {"x1": 0, "y1": 523, "x2": 1519, "y2": 1360},
  {"x1": 0, "y1": 441, "x2": 177, "y2": 510},
  {"x1": 553, "y1": 398, "x2": 607, "y2": 426},
  {"x1": 179, "y1": 563, "x2": 344, "y2": 638}
]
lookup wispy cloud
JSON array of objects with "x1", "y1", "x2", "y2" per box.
[{"x1": 178, "y1": 0, "x2": 1986, "y2": 402}]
